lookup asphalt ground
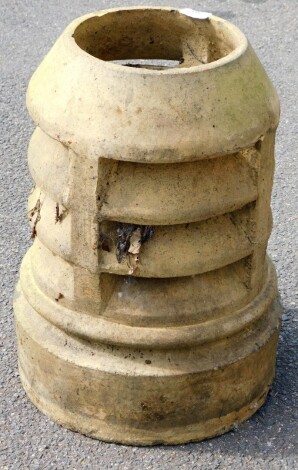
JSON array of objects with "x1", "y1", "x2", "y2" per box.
[{"x1": 0, "y1": 0, "x2": 297, "y2": 468}]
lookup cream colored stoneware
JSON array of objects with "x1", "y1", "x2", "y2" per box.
[{"x1": 14, "y1": 7, "x2": 281, "y2": 445}]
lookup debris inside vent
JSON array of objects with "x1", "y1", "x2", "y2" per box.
[
  {"x1": 55, "y1": 202, "x2": 68, "y2": 223},
  {"x1": 28, "y1": 195, "x2": 41, "y2": 239},
  {"x1": 99, "y1": 224, "x2": 154, "y2": 274},
  {"x1": 116, "y1": 224, "x2": 154, "y2": 274}
]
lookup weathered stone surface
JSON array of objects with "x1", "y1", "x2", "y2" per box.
[{"x1": 14, "y1": 6, "x2": 281, "y2": 445}]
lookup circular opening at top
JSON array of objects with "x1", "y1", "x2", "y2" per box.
[{"x1": 73, "y1": 9, "x2": 241, "y2": 69}]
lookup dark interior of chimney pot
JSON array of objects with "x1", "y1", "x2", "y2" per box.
[{"x1": 73, "y1": 10, "x2": 236, "y2": 69}]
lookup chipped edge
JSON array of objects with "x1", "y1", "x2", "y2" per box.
[{"x1": 180, "y1": 9, "x2": 212, "y2": 20}]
